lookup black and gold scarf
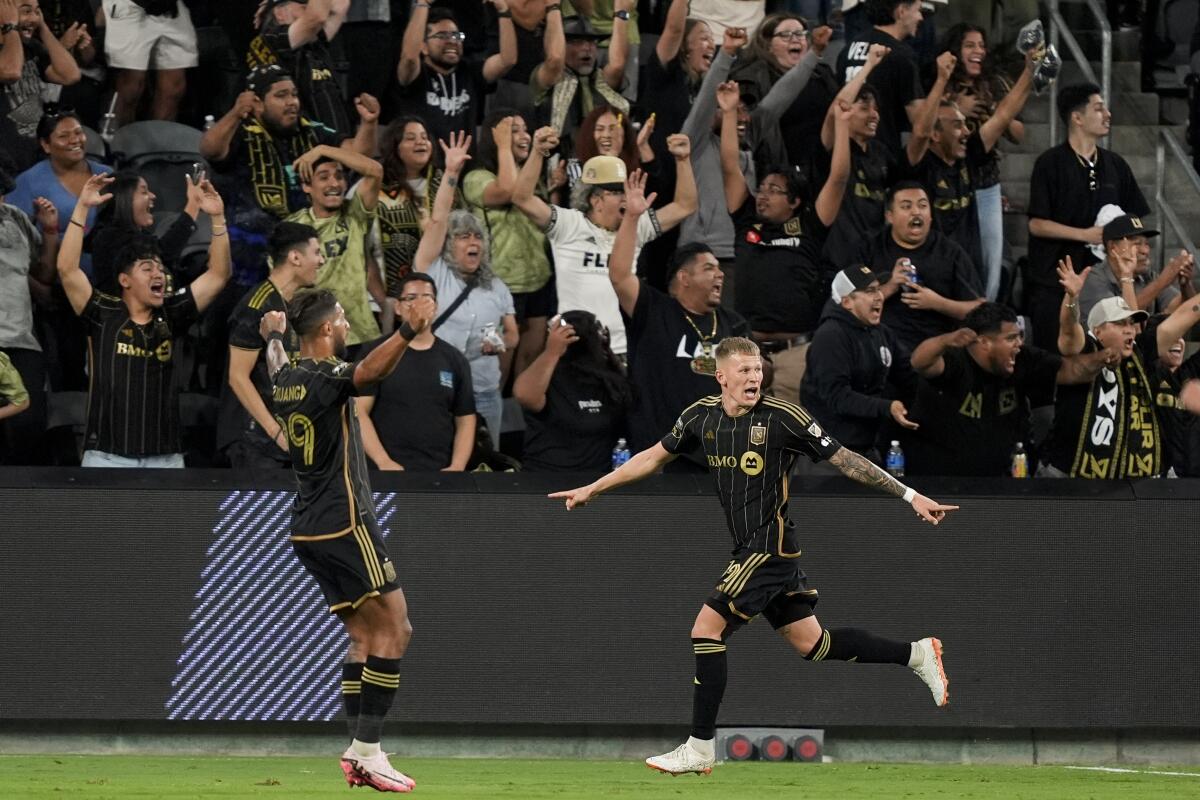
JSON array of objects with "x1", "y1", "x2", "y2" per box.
[{"x1": 1069, "y1": 348, "x2": 1161, "y2": 478}]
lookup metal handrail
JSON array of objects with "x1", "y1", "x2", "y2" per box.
[
  {"x1": 1154, "y1": 129, "x2": 1200, "y2": 269},
  {"x1": 1048, "y1": 0, "x2": 1111, "y2": 146}
]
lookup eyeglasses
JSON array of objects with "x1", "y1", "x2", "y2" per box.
[
  {"x1": 758, "y1": 184, "x2": 789, "y2": 196},
  {"x1": 426, "y1": 31, "x2": 466, "y2": 42},
  {"x1": 399, "y1": 292, "x2": 436, "y2": 303},
  {"x1": 772, "y1": 30, "x2": 808, "y2": 42}
]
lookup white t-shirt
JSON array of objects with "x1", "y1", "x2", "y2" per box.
[
  {"x1": 687, "y1": 0, "x2": 764, "y2": 42},
  {"x1": 544, "y1": 206, "x2": 661, "y2": 355}
]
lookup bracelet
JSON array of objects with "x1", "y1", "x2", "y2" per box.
[
  {"x1": 397, "y1": 321, "x2": 418, "y2": 341},
  {"x1": 497, "y1": 9, "x2": 512, "y2": 18},
  {"x1": 1065, "y1": 300, "x2": 1077, "y2": 309},
  {"x1": 274, "y1": 427, "x2": 285, "y2": 441},
  {"x1": 69, "y1": 218, "x2": 84, "y2": 228},
  {"x1": 212, "y1": 230, "x2": 228, "y2": 237},
  {"x1": 901, "y1": 487, "x2": 916, "y2": 504},
  {"x1": 546, "y1": 3, "x2": 561, "y2": 12},
  {"x1": 1120, "y1": 277, "x2": 1134, "y2": 283}
]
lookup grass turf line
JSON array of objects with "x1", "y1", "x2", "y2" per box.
[{"x1": 3, "y1": 756, "x2": 1200, "y2": 799}]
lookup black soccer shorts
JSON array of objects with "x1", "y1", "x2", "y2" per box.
[
  {"x1": 704, "y1": 548, "x2": 819, "y2": 630},
  {"x1": 291, "y1": 518, "x2": 400, "y2": 614}
]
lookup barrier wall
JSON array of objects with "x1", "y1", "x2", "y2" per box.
[{"x1": 2, "y1": 469, "x2": 1197, "y2": 728}]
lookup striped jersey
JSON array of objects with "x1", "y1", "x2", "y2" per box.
[
  {"x1": 82, "y1": 289, "x2": 199, "y2": 457},
  {"x1": 271, "y1": 357, "x2": 376, "y2": 538},
  {"x1": 661, "y1": 395, "x2": 842, "y2": 556}
]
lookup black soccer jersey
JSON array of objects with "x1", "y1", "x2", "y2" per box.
[
  {"x1": 271, "y1": 357, "x2": 376, "y2": 538},
  {"x1": 216, "y1": 279, "x2": 302, "y2": 452},
  {"x1": 661, "y1": 395, "x2": 842, "y2": 557},
  {"x1": 82, "y1": 289, "x2": 199, "y2": 457}
]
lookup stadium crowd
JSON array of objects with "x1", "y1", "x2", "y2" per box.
[{"x1": 2, "y1": 0, "x2": 1200, "y2": 478}]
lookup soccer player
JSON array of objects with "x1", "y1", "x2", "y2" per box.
[
  {"x1": 550, "y1": 335, "x2": 959, "y2": 777},
  {"x1": 260, "y1": 287, "x2": 434, "y2": 793}
]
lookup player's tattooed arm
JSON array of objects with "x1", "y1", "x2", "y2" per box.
[{"x1": 828, "y1": 447, "x2": 906, "y2": 498}]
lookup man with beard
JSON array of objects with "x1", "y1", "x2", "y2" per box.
[
  {"x1": 1041, "y1": 263, "x2": 1200, "y2": 478},
  {"x1": 857, "y1": 181, "x2": 984, "y2": 353},
  {"x1": 247, "y1": 0, "x2": 353, "y2": 138},
  {"x1": 201, "y1": 65, "x2": 377, "y2": 290},
  {"x1": 903, "y1": 302, "x2": 1109, "y2": 477},
  {"x1": 532, "y1": 12, "x2": 629, "y2": 156},
  {"x1": 607, "y1": 169, "x2": 749, "y2": 463},
  {"x1": 57, "y1": 173, "x2": 230, "y2": 467},
  {"x1": 0, "y1": 0, "x2": 80, "y2": 171},
  {"x1": 906, "y1": 48, "x2": 1037, "y2": 283},
  {"x1": 286, "y1": 139, "x2": 384, "y2": 348},
  {"x1": 217, "y1": 221, "x2": 324, "y2": 470},
  {"x1": 800, "y1": 265, "x2": 917, "y2": 463},
  {"x1": 261, "y1": 288, "x2": 434, "y2": 793},
  {"x1": 394, "y1": 3, "x2": 516, "y2": 146}
]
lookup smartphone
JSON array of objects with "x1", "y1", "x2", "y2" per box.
[{"x1": 190, "y1": 162, "x2": 206, "y2": 184}]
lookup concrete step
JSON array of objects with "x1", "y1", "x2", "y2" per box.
[
  {"x1": 1058, "y1": 60, "x2": 1142, "y2": 93},
  {"x1": 1016, "y1": 89, "x2": 1159, "y2": 125},
  {"x1": 998, "y1": 152, "x2": 1196, "y2": 193}
]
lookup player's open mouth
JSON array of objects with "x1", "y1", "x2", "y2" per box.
[
  {"x1": 465, "y1": 245, "x2": 480, "y2": 258},
  {"x1": 744, "y1": 386, "x2": 759, "y2": 400}
]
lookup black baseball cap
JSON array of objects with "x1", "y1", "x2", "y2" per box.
[
  {"x1": 562, "y1": 16, "x2": 604, "y2": 40},
  {"x1": 1102, "y1": 214, "x2": 1159, "y2": 242}
]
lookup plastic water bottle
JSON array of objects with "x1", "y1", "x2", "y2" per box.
[
  {"x1": 1011, "y1": 442, "x2": 1029, "y2": 478},
  {"x1": 203, "y1": 114, "x2": 216, "y2": 131},
  {"x1": 885, "y1": 440, "x2": 905, "y2": 478},
  {"x1": 611, "y1": 438, "x2": 631, "y2": 470},
  {"x1": 900, "y1": 258, "x2": 920, "y2": 293}
]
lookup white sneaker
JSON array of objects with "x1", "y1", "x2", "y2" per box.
[
  {"x1": 346, "y1": 750, "x2": 416, "y2": 793},
  {"x1": 645, "y1": 741, "x2": 715, "y2": 776},
  {"x1": 911, "y1": 637, "x2": 949, "y2": 707},
  {"x1": 340, "y1": 747, "x2": 367, "y2": 787}
]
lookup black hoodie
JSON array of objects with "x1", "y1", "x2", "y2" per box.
[{"x1": 800, "y1": 299, "x2": 916, "y2": 451}]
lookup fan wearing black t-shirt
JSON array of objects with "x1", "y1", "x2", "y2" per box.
[
  {"x1": 718, "y1": 80, "x2": 851, "y2": 403},
  {"x1": 907, "y1": 49, "x2": 1036, "y2": 283},
  {"x1": 261, "y1": 288, "x2": 433, "y2": 792},
  {"x1": 393, "y1": 4, "x2": 516, "y2": 146},
  {"x1": 860, "y1": 182, "x2": 984, "y2": 353},
  {"x1": 58, "y1": 173, "x2": 230, "y2": 466},
  {"x1": 904, "y1": 302, "x2": 1109, "y2": 477},
  {"x1": 835, "y1": 0, "x2": 925, "y2": 161},
  {"x1": 1025, "y1": 83, "x2": 1149, "y2": 352},
  {"x1": 217, "y1": 221, "x2": 323, "y2": 469},
  {"x1": 607, "y1": 171, "x2": 749, "y2": 460},
  {"x1": 550, "y1": 336, "x2": 958, "y2": 777},
  {"x1": 356, "y1": 274, "x2": 476, "y2": 472}
]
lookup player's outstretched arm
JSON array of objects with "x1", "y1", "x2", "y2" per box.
[
  {"x1": 549, "y1": 442, "x2": 675, "y2": 510},
  {"x1": 352, "y1": 295, "x2": 436, "y2": 389},
  {"x1": 827, "y1": 447, "x2": 959, "y2": 525}
]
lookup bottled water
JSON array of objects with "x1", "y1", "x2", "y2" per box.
[
  {"x1": 885, "y1": 440, "x2": 905, "y2": 478},
  {"x1": 611, "y1": 438, "x2": 631, "y2": 470}
]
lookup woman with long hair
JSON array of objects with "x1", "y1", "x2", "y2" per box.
[
  {"x1": 513, "y1": 309, "x2": 631, "y2": 472},
  {"x1": 415, "y1": 132, "x2": 519, "y2": 449},
  {"x1": 936, "y1": 22, "x2": 1025, "y2": 302},
  {"x1": 366, "y1": 116, "x2": 460, "y2": 296},
  {"x1": 640, "y1": 0, "x2": 716, "y2": 170},
  {"x1": 465, "y1": 108, "x2": 556, "y2": 377},
  {"x1": 87, "y1": 170, "x2": 204, "y2": 292},
  {"x1": 567, "y1": 104, "x2": 657, "y2": 192},
  {"x1": 731, "y1": 12, "x2": 838, "y2": 172}
]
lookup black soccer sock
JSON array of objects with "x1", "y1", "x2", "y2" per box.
[
  {"x1": 342, "y1": 662, "x2": 364, "y2": 738},
  {"x1": 690, "y1": 638, "x2": 728, "y2": 740},
  {"x1": 355, "y1": 655, "x2": 402, "y2": 744},
  {"x1": 803, "y1": 628, "x2": 909, "y2": 665}
]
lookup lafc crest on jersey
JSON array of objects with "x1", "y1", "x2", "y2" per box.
[{"x1": 750, "y1": 424, "x2": 766, "y2": 445}]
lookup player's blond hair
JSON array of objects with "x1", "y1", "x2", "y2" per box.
[{"x1": 714, "y1": 337, "x2": 760, "y2": 361}]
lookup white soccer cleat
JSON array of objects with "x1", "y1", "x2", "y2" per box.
[
  {"x1": 912, "y1": 637, "x2": 949, "y2": 707},
  {"x1": 340, "y1": 747, "x2": 368, "y2": 787},
  {"x1": 345, "y1": 750, "x2": 416, "y2": 793},
  {"x1": 645, "y1": 741, "x2": 715, "y2": 776}
]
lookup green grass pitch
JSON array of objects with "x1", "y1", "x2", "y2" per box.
[{"x1": 4, "y1": 756, "x2": 1200, "y2": 799}]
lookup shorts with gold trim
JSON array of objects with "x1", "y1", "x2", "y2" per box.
[
  {"x1": 291, "y1": 518, "x2": 400, "y2": 614},
  {"x1": 704, "y1": 548, "x2": 818, "y2": 630}
]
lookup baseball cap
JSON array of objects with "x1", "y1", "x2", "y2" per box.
[
  {"x1": 831, "y1": 264, "x2": 883, "y2": 303},
  {"x1": 1102, "y1": 214, "x2": 1159, "y2": 242},
  {"x1": 562, "y1": 16, "x2": 604, "y2": 39},
  {"x1": 580, "y1": 155, "x2": 626, "y2": 190},
  {"x1": 1087, "y1": 296, "x2": 1149, "y2": 330}
]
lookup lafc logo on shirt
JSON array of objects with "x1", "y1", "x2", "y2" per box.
[{"x1": 750, "y1": 424, "x2": 766, "y2": 445}]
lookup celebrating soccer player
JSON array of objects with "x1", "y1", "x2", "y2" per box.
[{"x1": 261, "y1": 287, "x2": 434, "y2": 793}]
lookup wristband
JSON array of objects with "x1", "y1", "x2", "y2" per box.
[
  {"x1": 497, "y1": 10, "x2": 512, "y2": 18},
  {"x1": 274, "y1": 427, "x2": 285, "y2": 441},
  {"x1": 398, "y1": 321, "x2": 418, "y2": 341},
  {"x1": 69, "y1": 218, "x2": 85, "y2": 228},
  {"x1": 267, "y1": 330, "x2": 285, "y2": 343},
  {"x1": 546, "y1": 3, "x2": 561, "y2": 12},
  {"x1": 901, "y1": 487, "x2": 916, "y2": 504}
]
